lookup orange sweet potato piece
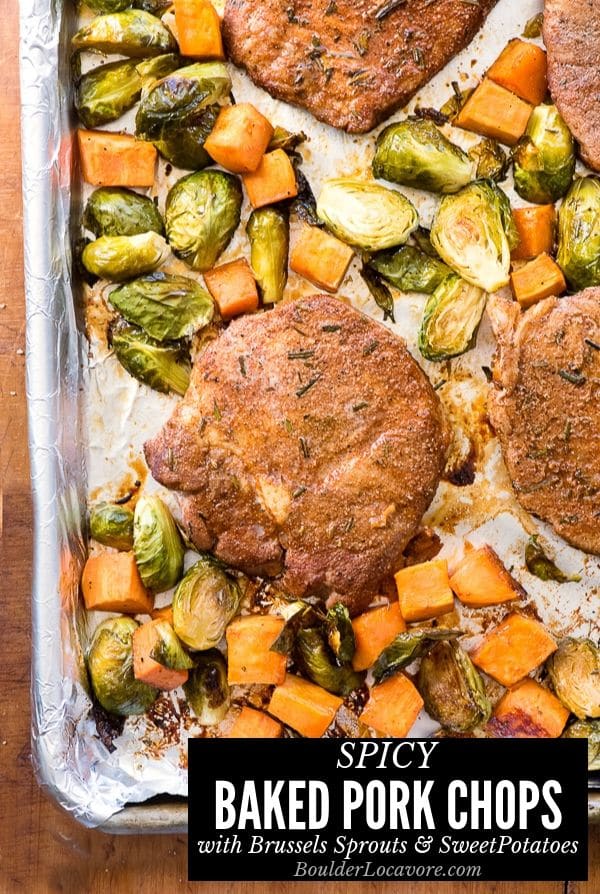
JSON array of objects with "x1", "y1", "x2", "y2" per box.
[
  {"x1": 510, "y1": 253, "x2": 566, "y2": 308},
  {"x1": 151, "y1": 604, "x2": 174, "y2": 625},
  {"x1": 132, "y1": 619, "x2": 189, "y2": 690},
  {"x1": 449, "y1": 545, "x2": 524, "y2": 607},
  {"x1": 471, "y1": 613, "x2": 558, "y2": 687},
  {"x1": 81, "y1": 552, "x2": 153, "y2": 614},
  {"x1": 204, "y1": 103, "x2": 274, "y2": 173},
  {"x1": 455, "y1": 79, "x2": 532, "y2": 145},
  {"x1": 204, "y1": 258, "x2": 259, "y2": 319},
  {"x1": 173, "y1": 0, "x2": 224, "y2": 59},
  {"x1": 242, "y1": 149, "x2": 298, "y2": 208},
  {"x1": 488, "y1": 678, "x2": 570, "y2": 738},
  {"x1": 511, "y1": 205, "x2": 556, "y2": 260},
  {"x1": 78, "y1": 130, "x2": 156, "y2": 187},
  {"x1": 487, "y1": 39, "x2": 547, "y2": 106},
  {"x1": 394, "y1": 558, "x2": 454, "y2": 623},
  {"x1": 351, "y1": 602, "x2": 406, "y2": 672},
  {"x1": 228, "y1": 706, "x2": 283, "y2": 739},
  {"x1": 268, "y1": 674, "x2": 343, "y2": 737},
  {"x1": 360, "y1": 673, "x2": 424, "y2": 737},
  {"x1": 226, "y1": 614, "x2": 287, "y2": 685},
  {"x1": 290, "y1": 224, "x2": 354, "y2": 292}
]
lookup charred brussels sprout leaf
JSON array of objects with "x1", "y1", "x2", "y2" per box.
[
  {"x1": 82, "y1": 231, "x2": 170, "y2": 282},
  {"x1": 468, "y1": 139, "x2": 509, "y2": 183},
  {"x1": 373, "y1": 628, "x2": 462, "y2": 683},
  {"x1": 557, "y1": 176, "x2": 600, "y2": 290},
  {"x1": 418, "y1": 274, "x2": 487, "y2": 362},
  {"x1": 562, "y1": 720, "x2": 600, "y2": 770},
  {"x1": 513, "y1": 104, "x2": 575, "y2": 204},
  {"x1": 373, "y1": 118, "x2": 476, "y2": 194},
  {"x1": 369, "y1": 245, "x2": 451, "y2": 294},
  {"x1": 270, "y1": 602, "x2": 317, "y2": 656},
  {"x1": 296, "y1": 628, "x2": 364, "y2": 696},
  {"x1": 290, "y1": 168, "x2": 320, "y2": 226},
  {"x1": 268, "y1": 126, "x2": 307, "y2": 153},
  {"x1": 85, "y1": 0, "x2": 132, "y2": 11},
  {"x1": 547, "y1": 638, "x2": 600, "y2": 719},
  {"x1": 325, "y1": 604, "x2": 355, "y2": 666},
  {"x1": 247, "y1": 206, "x2": 289, "y2": 304},
  {"x1": 109, "y1": 272, "x2": 214, "y2": 340},
  {"x1": 183, "y1": 650, "x2": 230, "y2": 725},
  {"x1": 165, "y1": 170, "x2": 242, "y2": 271},
  {"x1": 75, "y1": 59, "x2": 143, "y2": 128},
  {"x1": 173, "y1": 556, "x2": 241, "y2": 651},
  {"x1": 154, "y1": 105, "x2": 220, "y2": 170},
  {"x1": 136, "y1": 53, "x2": 183, "y2": 84},
  {"x1": 72, "y1": 11, "x2": 177, "y2": 57},
  {"x1": 110, "y1": 320, "x2": 191, "y2": 395},
  {"x1": 417, "y1": 641, "x2": 491, "y2": 732},
  {"x1": 523, "y1": 12, "x2": 544, "y2": 38},
  {"x1": 439, "y1": 83, "x2": 475, "y2": 121},
  {"x1": 360, "y1": 265, "x2": 395, "y2": 322},
  {"x1": 149, "y1": 619, "x2": 194, "y2": 670},
  {"x1": 88, "y1": 617, "x2": 158, "y2": 716},
  {"x1": 133, "y1": 495, "x2": 185, "y2": 592},
  {"x1": 89, "y1": 502, "x2": 134, "y2": 550},
  {"x1": 133, "y1": 0, "x2": 173, "y2": 12},
  {"x1": 525, "y1": 535, "x2": 581, "y2": 583},
  {"x1": 84, "y1": 187, "x2": 164, "y2": 238},
  {"x1": 136, "y1": 62, "x2": 230, "y2": 140},
  {"x1": 412, "y1": 226, "x2": 440, "y2": 258}
]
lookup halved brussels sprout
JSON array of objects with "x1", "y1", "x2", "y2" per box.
[
  {"x1": 109, "y1": 272, "x2": 214, "y2": 340},
  {"x1": 418, "y1": 274, "x2": 487, "y2": 362},
  {"x1": 89, "y1": 502, "x2": 134, "y2": 551},
  {"x1": 417, "y1": 640, "x2": 491, "y2": 732},
  {"x1": 373, "y1": 628, "x2": 462, "y2": 683},
  {"x1": 88, "y1": 617, "x2": 158, "y2": 716},
  {"x1": 562, "y1": 720, "x2": 600, "y2": 770},
  {"x1": 296, "y1": 628, "x2": 364, "y2": 696},
  {"x1": 173, "y1": 556, "x2": 242, "y2": 651},
  {"x1": 82, "y1": 232, "x2": 170, "y2": 282},
  {"x1": 316, "y1": 178, "x2": 418, "y2": 252},
  {"x1": 149, "y1": 619, "x2": 194, "y2": 670},
  {"x1": 325, "y1": 604, "x2": 355, "y2": 666},
  {"x1": 154, "y1": 105, "x2": 220, "y2": 170},
  {"x1": 75, "y1": 59, "x2": 143, "y2": 129},
  {"x1": 133, "y1": 495, "x2": 185, "y2": 592},
  {"x1": 136, "y1": 53, "x2": 183, "y2": 84},
  {"x1": 547, "y1": 638, "x2": 600, "y2": 719},
  {"x1": 468, "y1": 139, "x2": 509, "y2": 183},
  {"x1": 110, "y1": 320, "x2": 191, "y2": 395},
  {"x1": 513, "y1": 104, "x2": 575, "y2": 204},
  {"x1": 183, "y1": 649, "x2": 230, "y2": 725},
  {"x1": 369, "y1": 245, "x2": 451, "y2": 294},
  {"x1": 246, "y1": 206, "x2": 289, "y2": 304},
  {"x1": 430, "y1": 180, "x2": 516, "y2": 292},
  {"x1": 165, "y1": 170, "x2": 242, "y2": 271},
  {"x1": 372, "y1": 119, "x2": 476, "y2": 194},
  {"x1": 84, "y1": 188, "x2": 164, "y2": 239},
  {"x1": 72, "y1": 11, "x2": 177, "y2": 57},
  {"x1": 557, "y1": 176, "x2": 600, "y2": 290}
]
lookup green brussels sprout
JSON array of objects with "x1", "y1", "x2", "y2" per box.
[
  {"x1": 372, "y1": 118, "x2": 476, "y2": 194},
  {"x1": 89, "y1": 502, "x2": 134, "y2": 550},
  {"x1": 88, "y1": 617, "x2": 158, "y2": 716},
  {"x1": 75, "y1": 59, "x2": 143, "y2": 129},
  {"x1": 149, "y1": 619, "x2": 194, "y2": 671},
  {"x1": 316, "y1": 178, "x2": 418, "y2": 251},
  {"x1": 295, "y1": 628, "x2": 364, "y2": 696},
  {"x1": 557, "y1": 176, "x2": 600, "y2": 290},
  {"x1": 325, "y1": 604, "x2": 355, "y2": 666},
  {"x1": 133, "y1": 495, "x2": 185, "y2": 592},
  {"x1": 547, "y1": 638, "x2": 600, "y2": 720},
  {"x1": 268, "y1": 126, "x2": 306, "y2": 153},
  {"x1": 110, "y1": 320, "x2": 191, "y2": 395},
  {"x1": 154, "y1": 105, "x2": 220, "y2": 170},
  {"x1": 468, "y1": 138, "x2": 509, "y2": 183},
  {"x1": 417, "y1": 641, "x2": 491, "y2": 733},
  {"x1": 84, "y1": 0, "x2": 131, "y2": 11},
  {"x1": 369, "y1": 245, "x2": 451, "y2": 294},
  {"x1": 109, "y1": 272, "x2": 214, "y2": 340},
  {"x1": 133, "y1": 0, "x2": 172, "y2": 13},
  {"x1": 173, "y1": 556, "x2": 242, "y2": 651},
  {"x1": 430, "y1": 180, "x2": 516, "y2": 292},
  {"x1": 270, "y1": 602, "x2": 317, "y2": 656},
  {"x1": 246, "y1": 206, "x2": 289, "y2": 304},
  {"x1": 512, "y1": 104, "x2": 575, "y2": 204},
  {"x1": 136, "y1": 53, "x2": 183, "y2": 84},
  {"x1": 83, "y1": 188, "x2": 164, "y2": 238},
  {"x1": 360, "y1": 265, "x2": 395, "y2": 322},
  {"x1": 183, "y1": 649, "x2": 230, "y2": 724},
  {"x1": 72, "y1": 11, "x2": 177, "y2": 57},
  {"x1": 562, "y1": 720, "x2": 600, "y2": 770},
  {"x1": 373, "y1": 628, "x2": 462, "y2": 683},
  {"x1": 525, "y1": 535, "x2": 581, "y2": 583},
  {"x1": 165, "y1": 170, "x2": 242, "y2": 271},
  {"x1": 439, "y1": 83, "x2": 475, "y2": 122},
  {"x1": 82, "y1": 232, "x2": 170, "y2": 282},
  {"x1": 418, "y1": 274, "x2": 487, "y2": 362}
]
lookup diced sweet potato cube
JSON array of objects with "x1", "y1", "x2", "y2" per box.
[
  {"x1": 268, "y1": 674, "x2": 342, "y2": 737},
  {"x1": 510, "y1": 253, "x2": 566, "y2": 309},
  {"x1": 449, "y1": 545, "x2": 524, "y2": 607},
  {"x1": 242, "y1": 149, "x2": 298, "y2": 208},
  {"x1": 151, "y1": 604, "x2": 174, "y2": 625},
  {"x1": 81, "y1": 552, "x2": 153, "y2": 614},
  {"x1": 394, "y1": 558, "x2": 454, "y2": 623},
  {"x1": 487, "y1": 39, "x2": 547, "y2": 106},
  {"x1": 455, "y1": 79, "x2": 532, "y2": 145},
  {"x1": 204, "y1": 258, "x2": 259, "y2": 319},
  {"x1": 351, "y1": 602, "x2": 406, "y2": 671},
  {"x1": 133, "y1": 619, "x2": 189, "y2": 690},
  {"x1": 488, "y1": 678, "x2": 570, "y2": 738},
  {"x1": 471, "y1": 613, "x2": 558, "y2": 687},
  {"x1": 360, "y1": 673, "x2": 424, "y2": 737},
  {"x1": 174, "y1": 0, "x2": 224, "y2": 59},
  {"x1": 228, "y1": 706, "x2": 283, "y2": 738},
  {"x1": 226, "y1": 614, "x2": 287, "y2": 685},
  {"x1": 290, "y1": 224, "x2": 354, "y2": 292},
  {"x1": 78, "y1": 130, "x2": 156, "y2": 187},
  {"x1": 204, "y1": 103, "x2": 274, "y2": 173},
  {"x1": 511, "y1": 205, "x2": 556, "y2": 261}
]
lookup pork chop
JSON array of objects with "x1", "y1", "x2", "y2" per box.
[
  {"x1": 544, "y1": 0, "x2": 600, "y2": 171},
  {"x1": 488, "y1": 289, "x2": 600, "y2": 554},
  {"x1": 222, "y1": 0, "x2": 497, "y2": 133},
  {"x1": 144, "y1": 295, "x2": 448, "y2": 613}
]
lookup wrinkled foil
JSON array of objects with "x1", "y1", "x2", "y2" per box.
[{"x1": 21, "y1": 0, "x2": 598, "y2": 830}]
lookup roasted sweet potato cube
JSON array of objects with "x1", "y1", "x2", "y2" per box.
[
  {"x1": 487, "y1": 39, "x2": 547, "y2": 106},
  {"x1": 360, "y1": 673, "x2": 424, "y2": 737},
  {"x1": 471, "y1": 613, "x2": 558, "y2": 687},
  {"x1": 351, "y1": 602, "x2": 406, "y2": 671},
  {"x1": 81, "y1": 552, "x2": 153, "y2": 614},
  {"x1": 204, "y1": 103, "x2": 274, "y2": 173},
  {"x1": 78, "y1": 130, "x2": 157, "y2": 187},
  {"x1": 228, "y1": 706, "x2": 283, "y2": 738},
  {"x1": 449, "y1": 545, "x2": 524, "y2": 607},
  {"x1": 455, "y1": 79, "x2": 532, "y2": 145},
  {"x1": 226, "y1": 614, "x2": 287, "y2": 685},
  {"x1": 511, "y1": 205, "x2": 556, "y2": 261},
  {"x1": 290, "y1": 224, "x2": 354, "y2": 292},
  {"x1": 268, "y1": 674, "x2": 343, "y2": 737},
  {"x1": 174, "y1": 0, "x2": 224, "y2": 59},
  {"x1": 394, "y1": 558, "x2": 454, "y2": 622},
  {"x1": 242, "y1": 149, "x2": 298, "y2": 208},
  {"x1": 510, "y1": 253, "x2": 566, "y2": 309},
  {"x1": 204, "y1": 258, "x2": 259, "y2": 319},
  {"x1": 133, "y1": 619, "x2": 189, "y2": 690},
  {"x1": 488, "y1": 678, "x2": 570, "y2": 738}
]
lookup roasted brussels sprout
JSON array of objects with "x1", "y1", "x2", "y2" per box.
[
  {"x1": 468, "y1": 139, "x2": 509, "y2": 183},
  {"x1": 369, "y1": 245, "x2": 451, "y2": 294},
  {"x1": 372, "y1": 119, "x2": 476, "y2": 194},
  {"x1": 82, "y1": 232, "x2": 170, "y2": 282},
  {"x1": 109, "y1": 272, "x2": 214, "y2": 340},
  {"x1": 512, "y1": 104, "x2": 575, "y2": 204},
  {"x1": 85, "y1": 0, "x2": 131, "y2": 11},
  {"x1": 89, "y1": 502, "x2": 134, "y2": 550},
  {"x1": 72, "y1": 11, "x2": 177, "y2": 57},
  {"x1": 296, "y1": 628, "x2": 364, "y2": 696},
  {"x1": 110, "y1": 321, "x2": 191, "y2": 395},
  {"x1": 547, "y1": 638, "x2": 600, "y2": 719},
  {"x1": 418, "y1": 274, "x2": 487, "y2": 362},
  {"x1": 165, "y1": 170, "x2": 242, "y2": 271},
  {"x1": 88, "y1": 617, "x2": 158, "y2": 716},
  {"x1": 373, "y1": 628, "x2": 462, "y2": 683},
  {"x1": 149, "y1": 619, "x2": 194, "y2": 670},
  {"x1": 246, "y1": 206, "x2": 289, "y2": 304},
  {"x1": 316, "y1": 178, "x2": 418, "y2": 252},
  {"x1": 136, "y1": 53, "x2": 183, "y2": 84},
  {"x1": 430, "y1": 180, "x2": 516, "y2": 292},
  {"x1": 325, "y1": 604, "x2": 355, "y2": 666},
  {"x1": 562, "y1": 720, "x2": 600, "y2": 770},
  {"x1": 417, "y1": 641, "x2": 491, "y2": 732},
  {"x1": 360, "y1": 265, "x2": 395, "y2": 322},
  {"x1": 270, "y1": 602, "x2": 317, "y2": 656},
  {"x1": 525, "y1": 536, "x2": 581, "y2": 583},
  {"x1": 268, "y1": 126, "x2": 306, "y2": 153},
  {"x1": 133, "y1": 495, "x2": 185, "y2": 592},
  {"x1": 75, "y1": 59, "x2": 143, "y2": 129},
  {"x1": 133, "y1": 0, "x2": 172, "y2": 13},
  {"x1": 557, "y1": 176, "x2": 600, "y2": 290},
  {"x1": 172, "y1": 556, "x2": 242, "y2": 651},
  {"x1": 136, "y1": 63, "x2": 230, "y2": 141},
  {"x1": 84, "y1": 188, "x2": 164, "y2": 238},
  {"x1": 154, "y1": 105, "x2": 220, "y2": 170},
  {"x1": 439, "y1": 83, "x2": 475, "y2": 122},
  {"x1": 183, "y1": 649, "x2": 230, "y2": 725}
]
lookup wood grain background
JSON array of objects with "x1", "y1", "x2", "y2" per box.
[{"x1": 2, "y1": 2, "x2": 598, "y2": 891}]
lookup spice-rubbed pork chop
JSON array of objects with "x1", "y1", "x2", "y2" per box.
[
  {"x1": 488, "y1": 289, "x2": 600, "y2": 554},
  {"x1": 145, "y1": 295, "x2": 448, "y2": 613},
  {"x1": 222, "y1": 0, "x2": 498, "y2": 133},
  {"x1": 544, "y1": 0, "x2": 600, "y2": 171}
]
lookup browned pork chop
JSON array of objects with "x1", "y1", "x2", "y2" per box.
[
  {"x1": 222, "y1": 0, "x2": 497, "y2": 133},
  {"x1": 145, "y1": 295, "x2": 448, "y2": 613},
  {"x1": 544, "y1": 0, "x2": 600, "y2": 171},
  {"x1": 488, "y1": 290, "x2": 600, "y2": 554}
]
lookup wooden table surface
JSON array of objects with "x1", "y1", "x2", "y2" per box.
[{"x1": 2, "y1": 3, "x2": 598, "y2": 892}]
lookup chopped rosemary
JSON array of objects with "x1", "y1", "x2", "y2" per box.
[
  {"x1": 296, "y1": 374, "x2": 322, "y2": 397},
  {"x1": 363, "y1": 339, "x2": 379, "y2": 356},
  {"x1": 293, "y1": 485, "x2": 307, "y2": 498},
  {"x1": 238, "y1": 355, "x2": 247, "y2": 377},
  {"x1": 585, "y1": 337, "x2": 600, "y2": 351},
  {"x1": 434, "y1": 380, "x2": 447, "y2": 391},
  {"x1": 213, "y1": 399, "x2": 222, "y2": 420},
  {"x1": 322, "y1": 324, "x2": 341, "y2": 332},
  {"x1": 283, "y1": 418, "x2": 293, "y2": 433},
  {"x1": 373, "y1": 0, "x2": 406, "y2": 20},
  {"x1": 352, "y1": 401, "x2": 369, "y2": 411},
  {"x1": 412, "y1": 47, "x2": 425, "y2": 68},
  {"x1": 342, "y1": 516, "x2": 355, "y2": 533},
  {"x1": 564, "y1": 420, "x2": 572, "y2": 441},
  {"x1": 299, "y1": 436, "x2": 310, "y2": 458},
  {"x1": 288, "y1": 349, "x2": 316, "y2": 360},
  {"x1": 559, "y1": 369, "x2": 586, "y2": 386},
  {"x1": 325, "y1": 0, "x2": 337, "y2": 12}
]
